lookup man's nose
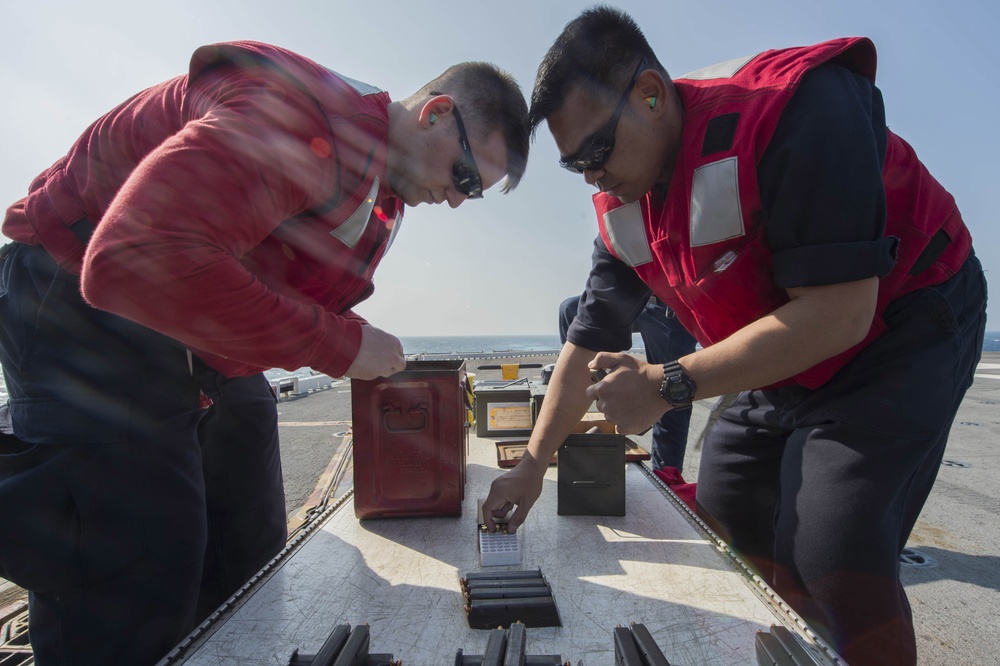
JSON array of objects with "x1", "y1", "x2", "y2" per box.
[{"x1": 583, "y1": 167, "x2": 606, "y2": 188}]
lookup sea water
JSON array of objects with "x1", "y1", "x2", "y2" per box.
[
  {"x1": 399, "y1": 334, "x2": 568, "y2": 355},
  {"x1": 3, "y1": 333, "x2": 999, "y2": 400}
]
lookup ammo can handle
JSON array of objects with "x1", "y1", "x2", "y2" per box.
[{"x1": 382, "y1": 403, "x2": 428, "y2": 433}]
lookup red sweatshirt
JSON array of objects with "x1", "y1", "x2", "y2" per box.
[{"x1": 3, "y1": 42, "x2": 402, "y2": 378}]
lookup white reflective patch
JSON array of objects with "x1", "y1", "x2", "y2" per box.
[
  {"x1": 385, "y1": 210, "x2": 403, "y2": 252},
  {"x1": 690, "y1": 157, "x2": 745, "y2": 247},
  {"x1": 326, "y1": 69, "x2": 383, "y2": 96},
  {"x1": 331, "y1": 177, "x2": 379, "y2": 248},
  {"x1": 603, "y1": 201, "x2": 653, "y2": 267},
  {"x1": 712, "y1": 249, "x2": 738, "y2": 273},
  {"x1": 680, "y1": 54, "x2": 755, "y2": 81}
]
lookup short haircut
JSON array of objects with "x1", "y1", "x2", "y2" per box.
[
  {"x1": 530, "y1": 5, "x2": 668, "y2": 136},
  {"x1": 420, "y1": 63, "x2": 530, "y2": 193}
]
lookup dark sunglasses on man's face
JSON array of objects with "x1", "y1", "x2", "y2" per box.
[
  {"x1": 431, "y1": 91, "x2": 484, "y2": 199},
  {"x1": 559, "y1": 56, "x2": 648, "y2": 174}
]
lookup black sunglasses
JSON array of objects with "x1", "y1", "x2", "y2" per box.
[
  {"x1": 559, "y1": 56, "x2": 648, "y2": 174},
  {"x1": 431, "y1": 91, "x2": 483, "y2": 199}
]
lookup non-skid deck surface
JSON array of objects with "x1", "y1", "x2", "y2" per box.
[{"x1": 178, "y1": 432, "x2": 827, "y2": 665}]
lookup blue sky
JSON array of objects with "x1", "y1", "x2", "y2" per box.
[{"x1": 2, "y1": 0, "x2": 996, "y2": 336}]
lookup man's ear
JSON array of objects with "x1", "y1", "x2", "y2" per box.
[
  {"x1": 418, "y1": 94, "x2": 455, "y2": 129},
  {"x1": 636, "y1": 70, "x2": 668, "y2": 116}
]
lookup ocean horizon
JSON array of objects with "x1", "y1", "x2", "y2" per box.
[
  {"x1": 399, "y1": 334, "x2": 571, "y2": 355},
  {"x1": 3, "y1": 332, "x2": 999, "y2": 398},
  {"x1": 404, "y1": 331, "x2": 1000, "y2": 355}
]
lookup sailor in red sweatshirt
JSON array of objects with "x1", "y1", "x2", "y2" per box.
[{"x1": 0, "y1": 41, "x2": 529, "y2": 665}]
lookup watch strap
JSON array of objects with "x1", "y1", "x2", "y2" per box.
[{"x1": 660, "y1": 361, "x2": 696, "y2": 408}]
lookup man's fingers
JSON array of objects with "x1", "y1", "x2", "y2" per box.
[
  {"x1": 614, "y1": 422, "x2": 640, "y2": 435},
  {"x1": 491, "y1": 501, "x2": 513, "y2": 518},
  {"x1": 589, "y1": 351, "x2": 616, "y2": 372},
  {"x1": 506, "y1": 500, "x2": 534, "y2": 534},
  {"x1": 482, "y1": 496, "x2": 511, "y2": 532},
  {"x1": 388, "y1": 354, "x2": 406, "y2": 375}
]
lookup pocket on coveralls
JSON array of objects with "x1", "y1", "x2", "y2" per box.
[
  {"x1": 824, "y1": 282, "x2": 962, "y2": 439},
  {"x1": 0, "y1": 437, "x2": 87, "y2": 592}
]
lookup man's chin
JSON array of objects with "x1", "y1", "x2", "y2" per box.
[
  {"x1": 398, "y1": 191, "x2": 423, "y2": 207},
  {"x1": 613, "y1": 183, "x2": 655, "y2": 204},
  {"x1": 387, "y1": 174, "x2": 418, "y2": 207}
]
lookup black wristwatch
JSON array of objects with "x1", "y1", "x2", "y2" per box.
[{"x1": 660, "y1": 362, "x2": 697, "y2": 409}]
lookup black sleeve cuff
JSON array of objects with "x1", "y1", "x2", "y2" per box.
[
  {"x1": 772, "y1": 236, "x2": 898, "y2": 288},
  {"x1": 566, "y1": 321, "x2": 634, "y2": 354}
]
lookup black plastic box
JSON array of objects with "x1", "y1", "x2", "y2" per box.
[{"x1": 557, "y1": 433, "x2": 626, "y2": 516}]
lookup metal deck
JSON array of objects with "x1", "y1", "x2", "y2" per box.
[{"x1": 169, "y1": 426, "x2": 839, "y2": 665}]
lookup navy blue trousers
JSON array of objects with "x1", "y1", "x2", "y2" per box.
[
  {"x1": 559, "y1": 295, "x2": 698, "y2": 470},
  {"x1": 696, "y1": 256, "x2": 987, "y2": 666},
  {"x1": 0, "y1": 242, "x2": 287, "y2": 665}
]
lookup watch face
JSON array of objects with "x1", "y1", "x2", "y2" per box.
[{"x1": 666, "y1": 378, "x2": 692, "y2": 403}]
